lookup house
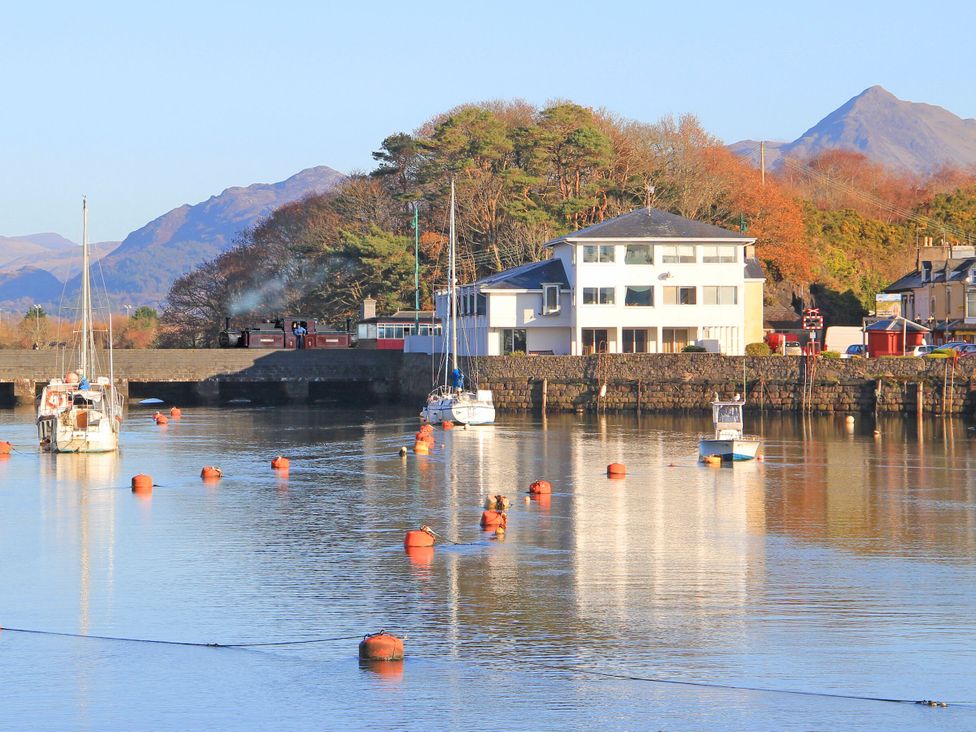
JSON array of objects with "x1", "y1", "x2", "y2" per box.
[
  {"x1": 422, "y1": 207, "x2": 764, "y2": 356},
  {"x1": 356, "y1": 297, "x2": 441, "y2": 350},
  {"x1": 882, "y1": 241, "x2": 976, "y2": 343},
  {"x1": 864, "y1": 316, "x2": 929, "y2": 357}
]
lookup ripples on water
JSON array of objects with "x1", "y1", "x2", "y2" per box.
[{"x1": 0, "y1": 405, "x2": 974, "y2": 730}]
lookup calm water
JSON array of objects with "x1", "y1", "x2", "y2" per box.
[{"x1": 1, "y1": 404, "x2": 974, "y2": 731}]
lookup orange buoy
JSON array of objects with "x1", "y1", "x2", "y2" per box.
[
  {"x1": 0, "y1": 441, "x2": 11, "y2": 455},
  {"x1": 170, "y1": 407, "x2": 182, "y2": 418},
  {"x1": 607, "y1": 463, "x2": 626, "y2": 476},
  {"x1": 131, "y1": 474, "x2": 153, "y2": 494},
  {"x1": 404, "y1": 526, "x2": 436, "y2": 547},
  {"x1": 421, "y1": 423, "x2": 434, "y2": 433},
  {"x1": 413, "y1": 441, "x2": 429, "y2": 454},
  {"x1": 358, "y1": 632, "x2": 404, "y2": 662},
  {"x1": 442, "y1": 420, "x2": 454, "y2": 430},
  {"x1": 528, "y1": 479, "x2": 551, "y2": 494},
  {"x1": 200, "y1": 466, "x2": 222, "y2": 479},
  {"x1": 480, "y1": 510, "x2": 507, "y2": 528},
  {"x1": 155, "y1": 414, "x2": 169, "y2": 425},
  {"x1": 271, "y1": 456, "x2": 290, "y2": 469}
]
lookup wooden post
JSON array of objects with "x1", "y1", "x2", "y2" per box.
[
  {"x1": 916, "y1": 381, "x2": 924, "y2": 415},
  {"x1": 636, "y1": 379, "x2": 642, "y2": 413},
  {"x1": 541, "y1": 378, "x2": 548, "y2": 415}
]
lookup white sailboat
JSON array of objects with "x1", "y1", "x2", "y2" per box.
[
  {"x1": 698, "y1": 395, "x2": 761, "y2": 462},
  {"x1": 421, "y1": 180, "x2": 495, "y2": 426},
  {"x1": 36, "y1": 198, "x2": 124, "y2": 453}
]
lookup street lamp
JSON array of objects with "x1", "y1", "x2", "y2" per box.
[{"x1": 123, "y1": 304, "x2": 133, "y2": 318}]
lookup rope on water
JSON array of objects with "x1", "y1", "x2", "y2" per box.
[
  {"x1": 529, "y1": 661, "x2": 969, "y2": 708},
  {"x1": 0, "y1": 626, "x2": 362, "y2": 649}
]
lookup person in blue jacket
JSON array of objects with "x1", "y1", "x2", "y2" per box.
[{"x1": 451, "y1": 367, "x2": 464, "y2": 392}]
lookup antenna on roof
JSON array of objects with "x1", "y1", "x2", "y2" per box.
[{"x1": 645, "y1": 184, "x2": 655, "y2": 211}]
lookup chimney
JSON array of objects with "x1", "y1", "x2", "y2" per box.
[{"x1": 361, "y1": 297, "x2": 376, "y2": 320}]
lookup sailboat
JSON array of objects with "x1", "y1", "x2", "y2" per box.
[
  {"x1": 420, "y1": 180, "x2": 495, "y2": 426},
  {"x1": 36, "y1": 198, "x2": 124, "y2": 453}
]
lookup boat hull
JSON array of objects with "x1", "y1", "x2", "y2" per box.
[
  {"x1": 422, "y1": 398, "x2": 495, "y2": 425},
  {"x1": 699, "y1": 438, "x2": 761, "y2": 462},
  {"x1": 37, "y1": 408, "x2": 120, "y2": 454}
]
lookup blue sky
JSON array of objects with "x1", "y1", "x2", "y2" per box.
[{"x1": 2, "y1": 0, "x2": 975, "y2": 242}]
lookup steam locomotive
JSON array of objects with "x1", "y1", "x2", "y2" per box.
[{"x1": 218, "y1": 317, "x2": 353, "y2": 349}]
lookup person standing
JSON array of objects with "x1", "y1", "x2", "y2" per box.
[{"x1": 293, "y1": 322, "x2": 307, "y2": 350}]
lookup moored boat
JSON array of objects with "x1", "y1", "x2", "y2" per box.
[{"x1": 699, "y1": 395, "x2": 760, "y2": 462}]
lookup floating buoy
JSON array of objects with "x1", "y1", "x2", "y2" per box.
[
  {"x1": 703, "y1": 455, "x2": 722, "y2": 466},
  {"x1": 170, "y1": 407, "x2": 182, "y2": 418},
  {"x1": 200, "y1": 466, "x2": 222, "y2": 479},
  {"x1": 845, "y1": 415, "x2": 855, "y2": 424},
  {"x1": 154, "y1": 414, "x2": 168, "y2": 426},
  {"x1": 0, "y1": 441, "x2": 11, "y2": 455},
  {"x1": 404, "y1": 526, "x2": 436, "y2": 547},
  {"x1": 484, "y1": 495, "x2": 511, "y2": 510},
  {"x1": 413, "y1": 441, "x2": 429, "y2": 454},
  {"x1": 528, "y1": 479, "x2": 551, "y2": 494},
  {"x1": 524, "y1": 495, "x2": 531, "y2": 504},
  {"x1": 607, "y1": 463, "x2": 626, "y2": 476},
  {"x1": 359, "y1": 631, "x2": 404, "y2": 662},
  {"x1": 494, "y1": 525, "x2": 506, "y2": 538},
  {"x1": 442, "y1": 420, "x2": 454, "y2": 431},
  {"x1": 420, "y1": 423, "x2": 434, "y2": 434},
  {"x1": 480, "y1": 510, "x2": 507, "y2": 528},
  {"x1": 271, "y1": 456, "x2": 290, "y2": 469},
  {"x1": 131, "y1": 474, "x2": 153, "y2": 494},
  {"x1": 399, "y1": 446, "x2": 408, "y2": 457}
]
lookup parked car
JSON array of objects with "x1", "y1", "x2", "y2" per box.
[
  {"x1": 908, "y1": 345, "x2": 936, "y2": 357},
  {"x1": 958, "y1": 345, "x2": 976, "y2": 357},
  {"x1": 783, "y1": 342, "x2": 803, "y2": 356},
  {"x1": 940, "y1": 341, "x2": 970, "y2": 352},
  {"x1": 840, "y1": 344, "x2": 867, "y2": 359}
]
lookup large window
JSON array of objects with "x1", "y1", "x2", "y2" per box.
[
  {"x1": 582, "y1": 329, "x2": 609, "y2": 354},
  {"x1": 702, "y1": 245, "x2": 737, "y2": 263},
  {"x1": 622, "y1": 328, "x2": 649, "y2": 353},
  {"x1": 625, "y1": 244, "x2": 653, "y2": 264},
  {"x1": 625, "y1": 285, "x2": 653, "y2": 306},
  {"x1": 664, "y1": 286, "x2": 696, "y2": 305},
  {"x1": 662, "y1": 327, "x2": 693, "y2": 353},
  {"x1": 502, "y1": 328, "x2": 527, "y2": 355},
  {"x1": 543, "y1": 284, "x2": 560, "y2": 314},
  {"x1": 703, "y1": 286, "x2": 738, "y2": 305},
  {"x1": 583, "y1": 287, "x2": 615, "y2": 305},
  {"x1": 583, "y1": 244, "x2": 615, "y2": 263},
  {"x1": 660, "y1": 245, "x2": 695, "y2": 263}
]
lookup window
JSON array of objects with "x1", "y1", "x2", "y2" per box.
[
  {"x1": 968, "y1": 290, "x2": 976, "y2": 318},
  {"x1": 703, "y1": 286, "x2": 738, "y2": 305},
  {"x1": 502, "y1": 328, "x2": 526, "y2": 355},
  {"x1": 662, "y1": 327, "x2": 692, "y2": 353},
  {"x1": 583, "y1": 244, "x2": 615, "y2": 263},
  {"x1": 622, "y1": 329, "x2": 649, "y2": 353},
  {"x1": 625, "y1": 244, "x2": 652, "y2": 264},
  {"x1": 947, "y1": 290, "x2": 952, "y2": 316},
  {"x1": 660, "y1": 244, "x2": 695, "y2": 263},
  {"x1": 582, "y1": 329, "x2": 609, "y2": 354},
  {"x1": 664, "y1": 286, "x2": 696, "y2": 305},
  {"x1": 543, "y1": 284, "x2": 560, "y2": 314},
  {"x1": 624, "y1": 285, "x2": 653, "y2": 306},
  {"x1": 583, "y1": 287, "x2": 615, "y2": 305},
  {"x1": 702, "y1": 245, "x2": 737, "y2": 263}
]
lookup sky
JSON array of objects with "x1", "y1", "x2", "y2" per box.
[{"x1": 2, "y1": 0, "x2": 975, "y2": 243}]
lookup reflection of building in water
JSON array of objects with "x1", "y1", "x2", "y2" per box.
[
  {"x1": 39, "y1": 453, "x2": 119, "y2": 634},
  {"x1": 568, "y1": 416, "x2": 766, "y2": 640}
]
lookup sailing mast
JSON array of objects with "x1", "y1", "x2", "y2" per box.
[
  {"x1": 449, "y1": 178, "x2": 458, "y2": 376},
  {"x1": 81, "y1": 196, "x2": 91, "y2": 379}
]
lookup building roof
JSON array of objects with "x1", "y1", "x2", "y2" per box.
[
  {"x1": 864, "y1": 316, "x2": 930, "y2": 333},
  {"x1": 544, "y1": 207, "x2": 754, "y2": 247},
  {"x1": 744, "y1": 257, "x2": 765, "y2": 280},
  {"x1": 359, "y1": 310, "x2": 437, "y2": 324},
  {"x1": 472, "y1": 258, "x2": 570, "y2": 291},
  {"x1": 883, "y1": 258, "x2": 976, "y2": 292},
  {"x1": 764, "y1": 304, "x2": 802, "y2": 329}
]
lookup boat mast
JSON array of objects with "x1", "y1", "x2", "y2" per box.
[
  {"x1": 81, "y1": 196, "x2": 91, "y2": 379},
  {"x1": 449, "y1": 178, "x2": 458, "y2": 376}
]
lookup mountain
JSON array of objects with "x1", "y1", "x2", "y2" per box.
[
  {"x1": 0, "y1": 267, "x2": 65, "y2": 313},
  {"x1": 0, "y1": 233, "x2": 79, "y2": 269},
  {"x1": 731, "y1": 86, "x2": 976, "y2": 175},
  {"x1": 65, "y1": 165, "x2": 345, "y2": 306},
  {"x1": 1, "y1": 240, "x2": 120, "y2": 281}
]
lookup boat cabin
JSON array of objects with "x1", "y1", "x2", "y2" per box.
[{"x1": 712, "y1": 398, "x2": 745, "y2": 439}]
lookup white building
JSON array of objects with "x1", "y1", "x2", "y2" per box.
[{"x1": 423, "y1": 207, "x2": 765, "y2": 356}]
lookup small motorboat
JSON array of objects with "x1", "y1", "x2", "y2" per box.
[{"x1": 699, "y1": 394, "x2": 761, "y2": 462}]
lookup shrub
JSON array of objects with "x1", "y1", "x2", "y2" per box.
[
  {"x1": 682, "y1": 345, "x2": 707, "y2": 353},
  {"x1": 821, "y1": 350, "x2": 840, "y2": 359},
  {"x1": 745, "y1": 342, "x2": 771, "y2": 356}
]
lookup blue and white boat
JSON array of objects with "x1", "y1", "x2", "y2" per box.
[{"x1": 699, "y1": 396, "x2": 761, "y2": 462}]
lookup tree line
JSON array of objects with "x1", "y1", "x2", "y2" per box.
[{"x1": 158, "y1": 101, "x2": 976, "y2": 346}]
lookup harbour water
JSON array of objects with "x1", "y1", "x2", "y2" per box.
[{"x1": 1, "y1": 405, "x2": 974, "y2": 730}]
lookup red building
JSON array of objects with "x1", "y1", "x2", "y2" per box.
[{"x1": 865, "y1": 317, "x2": 929, "y2": 357}]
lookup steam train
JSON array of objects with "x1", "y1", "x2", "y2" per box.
[{"x1": 218, "y1": 317, "x2": 353, "y2": 349}]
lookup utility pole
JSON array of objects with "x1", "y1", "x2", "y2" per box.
[{"x1": 760, "y1": 140, "x2": 766, "y2": 186}]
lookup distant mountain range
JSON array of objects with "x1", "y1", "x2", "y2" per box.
[
  {"x1": 730, "y1": 86, "x2": 976, "y2": 176},
  {"x1": 0, "y1": 166, "x2": 345, "y2": 313}
]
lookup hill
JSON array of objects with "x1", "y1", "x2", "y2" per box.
[
  {"x1": 64, "y1": 165, "x2": 345, "y2": 306},
  {"x1": 731, "y1": 86, "x2": 976, "y2": 175}
]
